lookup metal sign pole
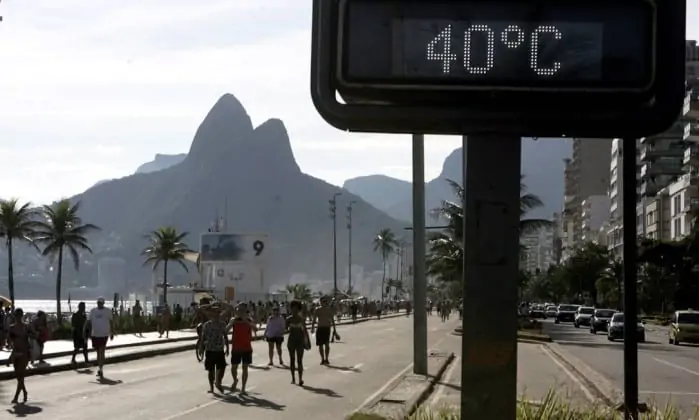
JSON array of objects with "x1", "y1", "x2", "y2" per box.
[
  {"x1": 622, "y1": 137, "x2": 639, "y2": 419},
  {"x1": 461, "y1": 135, "x2": 520, "y2": 419},
  {"x1": 412, "y1": 133, "x2": 428, "y2": 375}
]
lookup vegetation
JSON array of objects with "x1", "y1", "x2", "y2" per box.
[
  {"x1": 425, "y1": 177, "x2": 552, "y2": 298},
  {"x1": 373, "y1": 228, "x2": 399, "y2": 303},
  {"x1": 348, "y1": 390, "x2": 699, "y2": 419},
  {"x1": 0, "y1": 198, "x2": 99, "y2": 317},
  {"x1": 141, "y1": 227, "x2": 193, "y2": 305},
  {"x1": 0, "y1": 199, "x2": 41, "y2": 308},
  {"x1": 281, "y1": 283, "x2": 313, "y2": 301},
  {"x1": 520, "y1": 236, "x2": 699, "y2": 313}
]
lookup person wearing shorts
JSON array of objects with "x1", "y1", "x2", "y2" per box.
[
  {"x1": 264, "y1": 306, "x2": 285, "y2": 366},
  {"x1": 229, "y1": 306, "x2": 255, "y2": 394},
  {"x1": 88, "y1": 297, "x2": 114, "y2": 379},
  {"x1": 201, "y1": 313, "x2": 228, "y2": 393},
  {"x1": 311, "y1": 296, "x2": 336, "y2": 365}
]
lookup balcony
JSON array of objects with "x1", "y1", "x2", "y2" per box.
[
  {"x1": 640, "y1": 161, "x2": 685, "y2": 178},
  {"x1": 684, "y1": 197, "x2": 699, "y2": 213},
  {"x1": 689, "y1": 123, "x2": 699, "y2": 143},
  {"x1": 641, "y1": 144, "x2": 685, "y2": 161},
  {"x1": 684, "y1": 146, "x2": 699, "y2": 168},
  {"x1": 642, "y1": 121, "x2": 691, "y2": 142}
]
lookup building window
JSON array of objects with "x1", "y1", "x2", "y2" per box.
[
  {"x1": 674, "y1": 218, "x2": 682, "y2": 238},
  {"x1": 674, "y1": 194, "x2": 682, "y2": 216}
]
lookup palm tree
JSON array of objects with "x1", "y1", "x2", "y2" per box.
[
  {"x1": 142, "y1": 227, "x2": 193, "y2": 305},
  {"x1": 280, "y1": 283, "x2": 313, "y2": 301},
  {"x1": 34, "y1": 200, "x2": 100, "y2": 319},
  {"x1": 0, "y1": 199, "x2": 40, "y2": 308},
  {"x1": 373, "y1": 228, "x2": 398, "y2": 303},
  {"x1": 426, "y1": 176, "x2": 551, "y2": 290}
]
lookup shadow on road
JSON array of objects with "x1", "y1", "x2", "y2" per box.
[
  {"x1": 6, "y1": 402, "x2": 43, "y2": 417},
  {"x1": 217, "y1": 392, "x2": 285, "y2": 410},
  {"x1": 92, "y1": 377, "x2": 123, "y2": 386},
  {"x1": 76, "y1": 368, "x2": 94, "y2": 375},
  {"x1": 301, "y1": 384, "x2": 342, "y2": 398},
  {"x1": 325, "y1": 364, "x2": 362, "y2": 373}
]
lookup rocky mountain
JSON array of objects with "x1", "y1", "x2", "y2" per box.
[
  {"x1": 343, "y1": 139, "x2": 572, "y2": 222},
  {"x1": 68, "y1": 94, "x2": 404, "y2": 286},
  {"x1": 135, "y1": 154, "x2": 187, "y2": 174}
]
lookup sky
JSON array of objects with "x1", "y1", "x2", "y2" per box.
[{"x1": 0, "y1": 1, "x2": 696, "y2": 204}]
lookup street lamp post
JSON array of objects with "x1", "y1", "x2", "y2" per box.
[
  {"x1": 347, "y1": 200, "x2": 356, "y2": 295},
  {"x1": 329, "y1": 192, "x2": 342, "y2": 298}
]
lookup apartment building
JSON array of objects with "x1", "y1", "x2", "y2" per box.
[
  {"x1": 560, "y1": 139, "x2": 613, "y2": 259},
  {"x1": 607, "y1": 138, "x2": 641, "y2": 256},
  {"x1": 520, "y1": 224, "x2": 557, "y2": 274},
  {"x1": 581, "y1": 195, "x2": 611, "y2": 243},
  {"x1": 608, "y1": 41, "x2": 699, "y2": 247}
]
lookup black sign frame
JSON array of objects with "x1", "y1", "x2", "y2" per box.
[{"x1": 310, "y1": 0, "x2": 687, "y2": 137}]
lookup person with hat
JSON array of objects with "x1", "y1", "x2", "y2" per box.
[{"x1": 87, "y1": 297, "x2": 114, "y2": 379}]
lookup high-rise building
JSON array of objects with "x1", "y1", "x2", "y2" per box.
[
  {"x1": 609, "y1": 40, "x2": 699, "y2": 252},
  {"x1": 520, "y1": 224, "x2": 557, "y2": 274},
  {"x1": 560, "y1": 139, "x2": 613, "y2": 259}
]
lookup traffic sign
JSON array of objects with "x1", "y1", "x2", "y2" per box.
[{"x1": 311, "y1": 0, "x2": 687, "y2": 137}]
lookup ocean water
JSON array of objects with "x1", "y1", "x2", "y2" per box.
[{"x1": 12, "y1": 299, "x2": 156, "y2": 315}]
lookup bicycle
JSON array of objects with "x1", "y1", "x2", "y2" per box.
[{"x1": 195, "y1": 323, "x2": 204, "y2": 362}]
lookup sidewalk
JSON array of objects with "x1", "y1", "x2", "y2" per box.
[
  {"x1": 0, "y1": 311, "x2": 407, "y2": 380},
  {"x1": 424, "y1": 337, "x2": 596, "y2": 413}
]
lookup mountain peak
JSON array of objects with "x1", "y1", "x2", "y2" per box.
[
  {"x1": 250, "y1": 118, "x2": 300, "y2": 174},
  {"x1": 187, "y1": 93, "x2": 254, "y2": 161}
]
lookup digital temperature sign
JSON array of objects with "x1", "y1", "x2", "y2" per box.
[{"x1": 338, "y1": 0, "x2": 655, "y2": 92}]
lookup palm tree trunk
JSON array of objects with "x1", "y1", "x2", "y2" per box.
[
  {"x1": 56, "y1": 246, "x2": 64, "y2": 320},
  {"x1": 162, "y1": 260, "x2": 169, "y2": 305},
  {"x1": 381, "y1": 259, "x2": 386, "y2": 304},
  {"x1": 7, "y1": 238, "x2": 14, "y2": 310}
]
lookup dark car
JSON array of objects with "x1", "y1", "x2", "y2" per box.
[
  {"x1": 530, "y1": 305, "x2": 546, "y2": 319},
  {"x1": 590, "y1": 309, "x2": 616, "y2": 334},
  {"x1": 554, "y1": 304, "x2": 579, "y2": 324},
  {"x1": 607, "y1": 312, "x2": 645, "y2": 342}
]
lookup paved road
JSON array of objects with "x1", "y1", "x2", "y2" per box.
[
  {"x1": 2, "y1": 314, "x2": 459, "y2": 420},
  {"x1": 543, "y1": 318, "x2": 699, "y2": 415},
  {"x1": 426, "y1": 332, "x2": 594, "y2": 411}
]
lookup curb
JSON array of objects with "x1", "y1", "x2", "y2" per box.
[
  {"x1": 0, "y1": 312, "x2": 406, "y2": 381},
  {"x1": 406, "y1": 352, "x2": 456, "y2": 417},
  {"x1": 517, "y1": 333, "x2": 552, "y2": 343},
  {"x1": 0, "y1": 342, "x2": 196, "y2": 380},
  {"x1": 0, "y1": 335, "x2": 198, "y2": 364},
  {"x1": 544, "y1": 342, "x2": 622, "y2": 407}
]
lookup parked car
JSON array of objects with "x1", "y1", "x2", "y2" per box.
[
  {"x1": 545, "y1": 305, "x2": 557, "y2": 318},
  {"x1": 590, "y1": 309, "x2": 616, "y2": 334},
  {"x1": 554, "y1": 304, "x2": 580, "y2": 324},
  {"x1": 668, "y1": 309, "x2": 699, "y2": 345},
  {"x1": 607, "y1": 312, "x2": 645, "y2": 342},
  {"x1": 574, "y1": 306, "x2": 595, "y2": 328},
  {"x1": 530, "y1": 305, "x2": 546, "y2": 319}
]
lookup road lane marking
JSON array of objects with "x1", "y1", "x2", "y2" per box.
[
  {"x1": 640, "y1": 391, "x2": 699, "y2": 396},
  {"x1": 428, "y1": 356, "x2": 459, "y2": 407},
  {"x1": 540, "y1": 344, "x2": 595, "y2": 403},
  {"x1": 652, "y1": 357, "x2": 699, "y2": 377},
  {"x1": 353, "y1": 334, "x2": 450, "y2": 413}
]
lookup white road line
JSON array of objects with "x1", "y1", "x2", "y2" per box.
[
  {"x1": 427, "y1": 356, "x2": 459, "y2": 407},
  {"x1": 352, "y1": 334, "x2": 450, "y2": 413},
  {"x1": 652, "y1": 357, "x2": 699, "y2": 377},
  {"x1": 355, "y1": 363, "x2": 414, "y2": 411},
  {"x1": 640, "y1": 391, "x2": 699, "y2": 396},
  {"x1": 162, "y1": 385, "x2": 258, "y2": 420},
  {"x1": 539, "y1": 344, "x2": 596, "y2": 403}
]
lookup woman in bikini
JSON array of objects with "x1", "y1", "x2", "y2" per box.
[{"x1": 7, "y1": 308, "x2": 30, "y2": 404}]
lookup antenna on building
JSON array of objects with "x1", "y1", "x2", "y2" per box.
[{"x1": 222, "y1": 196, "x2": 228, "y2": 232}]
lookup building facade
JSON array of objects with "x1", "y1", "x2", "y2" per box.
[
  {"x1": 520, "y1": 224, "x2": 557, "y2": 274},
  {"x1": 560, "y1": 139, "x2": 613, "y2": 259}
]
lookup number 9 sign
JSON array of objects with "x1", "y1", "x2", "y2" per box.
[{"x1": 253, "y1": 240, "x2": 265, "y2": 256}]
